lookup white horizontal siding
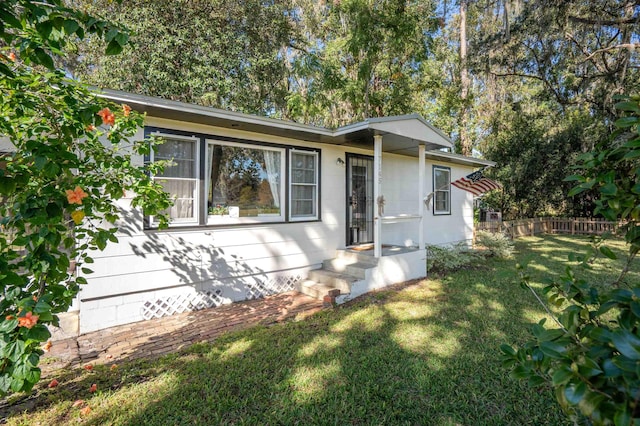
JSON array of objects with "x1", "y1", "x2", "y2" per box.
[{"x1": 77, "y1": 114, "x2": 477, "y2": 332}]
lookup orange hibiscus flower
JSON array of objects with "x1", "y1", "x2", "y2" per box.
[
  {"x1": 97, "y1": 107, "x2": 115, "y2": 125},
  {"x1": 17, "y1": 312, "x2": 39, "y2": 329},
  {"x1": 66, "y1": 186, "x2": 88, "y2": 205}
]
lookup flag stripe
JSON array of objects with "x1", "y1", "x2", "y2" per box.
[{"x1": 451, "y1": 170, "x2": 501, "y2": 196}]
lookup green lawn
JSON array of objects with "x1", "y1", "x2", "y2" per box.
[{"x1": 2, "y1": 235, "x2": 637, "y2": 425}]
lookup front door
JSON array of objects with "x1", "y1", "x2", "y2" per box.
[{"x1": 346, "y1": 154, "x2": 374, "y2": 246}]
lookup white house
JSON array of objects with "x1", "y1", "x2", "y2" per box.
[{"x1": 3, "y1": 89, "x2": 495, "y2": 336}]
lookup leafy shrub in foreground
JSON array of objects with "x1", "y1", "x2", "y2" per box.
[
  {"x1": 501, "y1": 95, "x2": 640, "y2": 425},
  {"x1": 0, "y1": 1, "x2": 171, "y2": 395}
]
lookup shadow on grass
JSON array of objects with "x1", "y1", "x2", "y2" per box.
[{"x1": 7, "y1": 234, "x2": 637, "y2": 425}]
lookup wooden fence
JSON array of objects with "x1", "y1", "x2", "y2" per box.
[{"x1": 475, "y1": 217, "x2": 621, "y2": 240}]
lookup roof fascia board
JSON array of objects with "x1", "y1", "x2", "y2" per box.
[{"x1": 426, "y1": 150, "x2": 495, "y2": 167}]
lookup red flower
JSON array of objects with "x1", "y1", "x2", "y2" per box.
[
  {"x1": 122, "y1": 104, "x2": 131, "y2": 116},
  {"x1": 97, "y1": 107, "x2": 115, "y2": 125},
  {"x1": 48, "y1": 379, "x2": 59, "y2": 388},
  {"x1": 89, "y1": 383, "x2": 97, "y2": 393},
  {"x1": 83, "y1": 364, "x2": 94, "y2": 371},
  {"x1": 8, "y1": 52, "x2": 16, "y2": 62},
  {"x1": 17, "y1": 312, "x2": 38, "y2": 329},
  {"x1": 66, "y1": 186, "x2": 88, "y2": 205}
]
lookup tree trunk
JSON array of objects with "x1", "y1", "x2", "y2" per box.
[{"x1": 459, "y1": 0, "x2": 471, "y2": 156}]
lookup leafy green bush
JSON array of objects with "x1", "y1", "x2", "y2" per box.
[
  {"x1": 0, "y1": 1, "x2": 170, "y2": 395},
  {"x1": 475, "y1": 231, "x2": 515, "y2": 258},
  {"x1": 426, "y1": 242, "x2": 481, "y2": 275},
  {"x1": 501, "y1": 95, "x2": 640, "y2": 425}
]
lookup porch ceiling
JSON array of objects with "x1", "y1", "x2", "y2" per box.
[{"x1": 101, "y1": 90, "x2": 452, "y2": 157}]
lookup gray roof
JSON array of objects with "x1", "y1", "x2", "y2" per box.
[{"x1": 101, "y1": 89, "x2": 457, "y2": 157}]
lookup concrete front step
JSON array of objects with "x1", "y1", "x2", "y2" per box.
[
  {"x1": 296, "y1": 280, "x2": 340, "y2": 300},
  {"x1": 307, "y1": 269, "x2": 358, "y2": 293},
  {"x1": 322, "y1": 258, "x2": 374, "y2": 279},
  {"x1": 334, "y1": 249, "x2": 379, "y2": 266}
]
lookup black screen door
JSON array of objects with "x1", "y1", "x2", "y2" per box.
[{"x1": 346, "y1": 154, "x2": 374, "y2": 245}]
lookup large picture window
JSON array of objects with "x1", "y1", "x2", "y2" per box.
[
  {"x1": 148, "y1": 129, "x2": 319, "y2": 227},
  {"x1": 206, "y1": 141, "x2": 285, "y2": 224},
  {"x1": 152, "y1": 135, "x2": 198, "y2": 223},
  {"x1": 433, "y1": 165, "x2": 450, "y2": 215},
  {"x1": 290, "y1": 151, "x2": 318, "y2": 220}
]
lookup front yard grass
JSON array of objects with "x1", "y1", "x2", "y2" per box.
[{"x1": 2, "y1": 235, "x2": 637, "y2": 425}]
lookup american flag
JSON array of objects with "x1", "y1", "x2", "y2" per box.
[{"x1": 451, "y1": 168, "x2": 501, "y2": 196}]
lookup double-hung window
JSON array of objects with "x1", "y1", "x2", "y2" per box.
[
  {"x1": 290, "y1": 150, "x2": 318, "y2": 220},
  {"x1": 433, "y1": 165, "x2": 450, "y2": 215},
  {"x1": 151, "y1": 135, "x2": 199, "y2": 224}
]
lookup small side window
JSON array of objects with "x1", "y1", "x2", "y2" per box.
[
  {"x1": 151, "y1": 135, "x2": 199, "y2": 224},
  {"x1": 290, "y1": 151, "x2": 318, "y2": 220},
  {"x1": 433, "y1": 166, "x2": 450, "y2": 215}
]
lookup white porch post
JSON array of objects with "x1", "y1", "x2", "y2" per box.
[
  {"x1": 374, "y1": 134, "x2": 382, "y2": 258},
  {"x1": 418, "y1": 144, "x2": 425, "y2": 250}
]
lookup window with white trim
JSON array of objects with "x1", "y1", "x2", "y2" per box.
[
  {"x1": 205, "y1": 140, "x2": 285, "y2": 224},
  {"x1": 148, "y1": 129, "x2": 320, "y2": 226},
  {"x1": 290, "y1": 151, "x2": 318, "y2": 220},
  {"x1": 433, "y1": 166, "x2": 450, "y2": 215},
  {"x1": 151, "y1": 135, "x2": 198, "y2": 223}
]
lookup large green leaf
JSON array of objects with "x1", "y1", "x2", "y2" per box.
[
  {"x1": 25, "y1": 324, "x2": 51, "y2": 342},
  {"x1": 599, "y1": 246, "x2": 617, "y2": 260},
  {"x1": 615, "y1": 101, "x2": 640, "y2": 113},
  {"x1": 0, "y1": 319, "x2": 17, "y2": 333},
  {"x1": 610, "y1": 330, "x2": 640, "y2": 361},
  {"x1": 564, "y1": 381, "x2": 587, "y2": 405},
  {"x1": 552, "y1": 367, "x2": 574, "y2": 386},
  {"x1": 600, "y1": 183, "x2": 618, "y2": 196},
  {"x1": 105, "y1": 39, "x2": 123, "y2": 55},
  {"x1": 539, "y1": 341, "x2": 567, "y2": 359},
  {"x1": 615, "y1": 116, "x2": 639, "y2": 128},
  {"x1": 3, "y1": 340, "x2": 25, "y2": 363}
]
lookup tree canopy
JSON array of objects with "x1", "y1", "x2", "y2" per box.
[{"x1": 68, "y1": 0, "x2": 639, "y2": 219}]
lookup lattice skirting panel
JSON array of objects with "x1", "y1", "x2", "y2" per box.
[
  {"x1": 141, "y1": 289, "x2": 223, "y2": 320},
  {"x1": 141, "y1": 273, "x2": 302, "y2": 320},
  {"x1": 246, "y1": 273, "x2": 301, "y2": 300}
]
